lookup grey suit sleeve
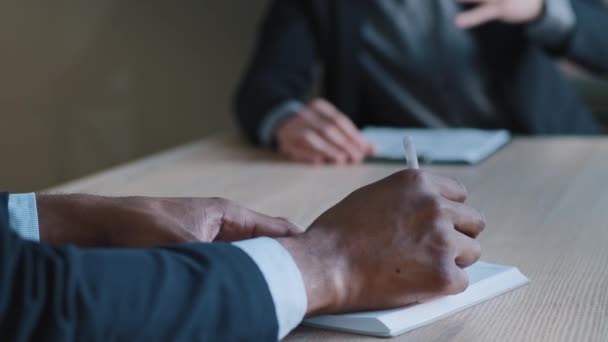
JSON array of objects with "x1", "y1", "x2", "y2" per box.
[
  {"x1": 531, "y1": 0, "x2": 608, "y2": 74},
  {"x1": 527, "y1": 0, "x2": 577, "y2": 48}
]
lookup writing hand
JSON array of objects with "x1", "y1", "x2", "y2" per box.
[{"x1": 279, "y1": 170, "x2": 485, "y2": 316}]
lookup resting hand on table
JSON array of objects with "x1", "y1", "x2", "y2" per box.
[
  {"x1": 276, "y1": 98, "x2": 375, "y2": 165},
  {"x1": 37, "y1": 195, "x2": 303, "y2": 247},
  {"x1": 35, "y1": 170, "x2": 484, "y2": 319},
  {"x1": 279, "y1": 170, "x2": 485, "y2": 316},
  {"x1": 455, "y1": 0, "x2": 545, "y2": 29}
]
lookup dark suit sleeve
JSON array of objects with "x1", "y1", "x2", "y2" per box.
[
  {"x1": 561, "y1": 0, "x2": 608, "y2": 74},
  {"x1": 234, "y1": 0, "x2": 319, "y2": 144},
  {"x1": 0, "y1": 193, "x2": 278, "y2": 341}
]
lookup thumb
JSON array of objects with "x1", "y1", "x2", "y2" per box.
[
  {"x1": 214, "y1": 207, "x2": 305, "y2": 242},
  {"x1": 455, "y1": 3, "x2": 500, "y2": 29}
]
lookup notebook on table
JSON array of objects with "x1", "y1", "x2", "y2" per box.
[
  {"x1": 362, "y1": 127, "x2": 511, "y2": 165},
  {"x1": 304, "y1": 262, "x2": 529, "y2": 338}
]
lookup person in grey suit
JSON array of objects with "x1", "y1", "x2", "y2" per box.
[{"x1": 235, "y1": 0, "x2": 608, "y2": 164}]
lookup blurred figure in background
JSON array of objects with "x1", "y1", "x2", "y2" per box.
[{"x1": 235, "y1": 0, "x2": 608, "y2": 164}]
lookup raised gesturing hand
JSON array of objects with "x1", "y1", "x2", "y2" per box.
[{"x1": 455, "y1": 0, "x2": 545, "y2": 29}]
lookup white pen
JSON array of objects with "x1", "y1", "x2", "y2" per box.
[{"x1": 402, "y1": 136, "x2": 419, "y2": 170}]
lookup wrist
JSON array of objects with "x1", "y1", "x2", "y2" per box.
[
  {"x1": 277, "y1": 228, "x2": 351, "y2": 317},
  {"x1": 529, "y1": 1, "x2": 547, "y2": 24},
  {"x1": 37, "y1": 194, "x2": 113, "y2": 246},
  {"x1": 527, "y1": 0, "x2": 576, "y2": 47},
  {"x1": 259, "y1": 100, "x2": 305, "y2": 148}
]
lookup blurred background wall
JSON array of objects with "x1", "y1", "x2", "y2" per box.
[
  {"x1": 0, "y1": 0, "x2": 268, "y2": 191},
  {"x1": 0, "y1": 1, "x2": 606, "y2": 191}
]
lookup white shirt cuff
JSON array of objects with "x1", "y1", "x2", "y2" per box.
[
  {"x1": 258, "y1": 100, "x2": 305, "y2": 147},
  {"x1": 8, "y1": 193, "x2": 40, "y2": 241},
  {"x1": 233, "y1": 237, "x2": 307, "y2": 340}
]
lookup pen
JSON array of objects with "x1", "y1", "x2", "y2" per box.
[{"x1": 402, "y1": 136, "x2": 419, "y2": 170}]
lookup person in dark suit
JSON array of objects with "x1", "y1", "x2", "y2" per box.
[
  {"x1": 235, "y1": 0, "x2": 608, "y2": 164},
  {"x1": 1, "y1": 170, "x2": 484, "y2": 341}
]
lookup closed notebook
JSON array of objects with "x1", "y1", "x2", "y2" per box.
[
  {"x1": 362, "y1": 127, "x2": 511, "y2": 165},
  {"x1": 304, "y1": 262, "x2": 529, "y2": 338}
]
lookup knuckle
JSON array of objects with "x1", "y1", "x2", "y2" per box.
[
  {"x1": 300, "y1": 131, "x2": 317, "y2": 143},
  {"x1": 310, "y1": 156, "x2": 323, "y2": 164},
  {"x1": 278, "y1": 141, "x2": 292, "y2": 154},
  {"x1": 277, "y1": 217, "x2": 304, "y2": 233},
  {"x1": 283, "y1": 112, "x2": 305, "y2": 129},
  {"x1": 209, "y1": 197, "x2": 231, "y2": 210},
  {"x1": 467, "y1": 208, "x2": 486, "y2": 237},
  {"x1": 276, "y1": 129, "x2": 290, "y2": 143},
  {"x1": 298, "y1": 156, "x2": 313, "y2": 164},
  {"x1": 276, "y1": 216, "x2": 291, "y2": 225},
  {"x1": 477, "y1": 210, "x2": 487, "y2": 232},
  {"x1": 418, "y1": 195, "x2": 444, "y2": 219},
  {"x1": 289, "y1": 153, "x2": 304, "y2": 163},
  {"x1": 396, "y1": 169, "x2": 427, "y2": 187},
  {"x1": 292, "y1": 110, "x2": 307, "y2": 121},
  {"x1": 298, "y1": 109, "x2": 316, "y2": 123},
  {"x1": 279, "y1": 129, "x2": 305, "y2": 145},
  {"x1": 411, "y1": 170, "x2": 429, "y2": 187},
  {"x1": 284, "y1": 149, "x2": 302, "y2": 162},
  {"x1": 287, "y1": 150, "x2": 303, "y2": 163},
  {"x1": 351, "y1": 150, "x2": 364, "y2": 161},
  {"x1": 320, "y1": 125, "x2": 335, "y2": 137},
  {"x1": 332, "y1": 153, "x2": 347, "y2": 163},
  {"x1": 450, "y1": 273, "x2": 469, "y2": 294},
  {"x1": 430, "y1": 231, "x2": 452, "y2": 253},
  {"x1": 431, "y1": 263, "x2": 454, "y2": 291},
  {"x1": 327, "y1": 115, "x2": 341, "y2": 125},
  {"x1": 298, "y1": 109, "x2": 312, "y2": 120},
  {"x1": 452, "y1": 178, "x2": 469, "y2": 200},
  {"x1": 310, "y1": 98, "x2": 326, "y2": 110},
  {"x1": 432, "y1": 264, "x2": 468, "y2": 294},
  {"x1": 272, "y1": 217, "x2": 292, "y2": 230},
  {"x1": 471, "y1": 241, "x2": 482, "y2": 262}
]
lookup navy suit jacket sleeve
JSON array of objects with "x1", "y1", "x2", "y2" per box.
[{"x1": 0, "y1": 193, "x2": 278, "y2": 341}]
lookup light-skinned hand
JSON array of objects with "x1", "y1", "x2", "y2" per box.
[
  {"x1": 456, "y1": 0, "x2": 545, "y2": 29},
  {"x1": 276, "y1": 98, "x2": 375, "y2": 165}
]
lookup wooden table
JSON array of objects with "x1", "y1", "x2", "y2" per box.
[{"x1": 49, "y1": 135, "x2": 608, "y2": 342}]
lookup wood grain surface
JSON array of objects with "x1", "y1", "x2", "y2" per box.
[{"x1": 48, "y1": 134, "x2": 608, "y2": 342}]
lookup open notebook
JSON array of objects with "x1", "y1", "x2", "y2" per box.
[
  {"x1": 304, "y1": 262, "x2": 529, "y2": 338},
  {"x1": 362, "y1": 127, "x2": 511, "y2": 165}
]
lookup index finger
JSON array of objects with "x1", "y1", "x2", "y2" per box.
[
  {"x1": 454, "y1": 2, "x2": 499, "y2": 29},
  {"x1": 216, "y1": 207, "x2": 305, "y2": 242},
  {"x1": 311, "y1": 100, "x2": 374, "y2": 153},
  {"x1": 443, "y1": 199, "x2": 486, "y2": 238},
  {"x1": 427, "y1": 173, "x2": 468, "y2": 203}
]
